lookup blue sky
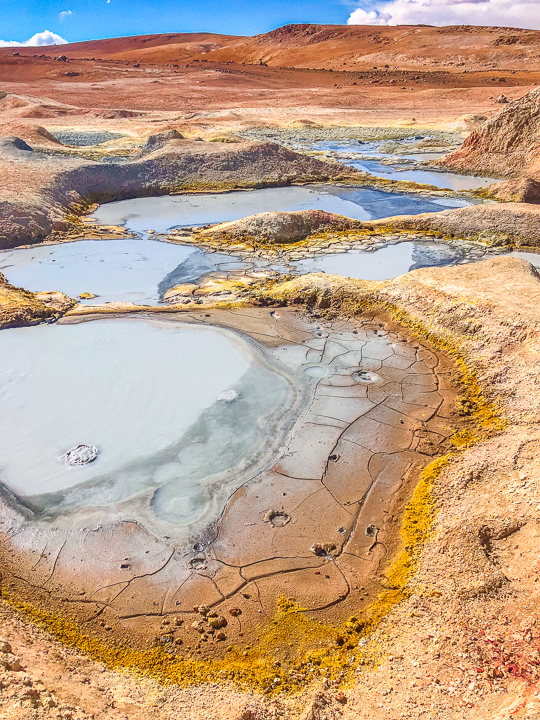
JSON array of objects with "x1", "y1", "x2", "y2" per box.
[
  {"x1": 0, "y1": 0, "x2": 353, "y2": 44},
  {"x1": 1, "y1": 0, "x2": 538, "y2": 45}
]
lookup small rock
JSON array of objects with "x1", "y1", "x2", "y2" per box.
[
  {"x1": 59, "y1": 444, "x2": 99, "y2": 466},
  {"x1": 0, "y1": 653, "x2": 21, "y2": 671},
  {"x1": 208, "y1": 616, "x2": 227, "y2": 629},
  {"x1": 0, "y1": 639, "x2": 12, "y2": 654},
  {"x1": 229, "y1": 607, "x2": 242, "y2": 617},
  {"x1": 496, "y1": 94, "x2": 509, "y2": 103},
  {"x1": 189, "y1": 558, "x2": 207, "y2": 571},
  {"x1": 310, "y1": 542, "x2": 336, "y2": 556}
]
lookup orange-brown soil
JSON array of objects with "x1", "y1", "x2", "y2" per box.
[{"x1": 1, "y1": 24, "x2": 540, "y2": 130}]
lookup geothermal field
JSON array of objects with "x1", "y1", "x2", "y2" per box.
[{"x1": 1, "y1": 21, "x2": 540, "y2": 720}]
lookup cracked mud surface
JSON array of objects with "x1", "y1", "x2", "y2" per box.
[{"x1": 0, "y1": 307, "x2": 462, "y2": 658}]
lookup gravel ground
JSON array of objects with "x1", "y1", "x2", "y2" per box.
[
  {"x1": 239, "y1": 126, "x2": 463, "y2": 150},
  {"x1": 50, "y1": 130, "x2": 127, "y2": 147}
]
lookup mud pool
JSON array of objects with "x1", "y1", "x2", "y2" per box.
[
  {"x1": 91, "y1": 185, "x2": 469, "y2": 234},
  {"x1": 292, "y1": 241, "x2": 467, "y2": 280},
  {"x1": 0, "y1": 185, "x2": 476, "y2": 304},
  {"x1": 0, "y1": 234, "x2": 492, "y2": 305},
  {"x1": 0, "y1": 308, "x2": 463, "y2": 646},
  {"x1": 310, "y1": 140, "x2": 500, "y2": 190},
  {"x1": 0, "y1": 317, "x2": 299, "y2": 538},
  {"x1": 0, "y1": 239, "x2": 247, "y2": 305}
]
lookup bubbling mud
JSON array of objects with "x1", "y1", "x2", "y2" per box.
[
  {"x1": 0, "y1": 308, "x2": 464, "y2": 656},
  {"x1": 0, "y1": 317, "x2": 301, "y2": 540}
]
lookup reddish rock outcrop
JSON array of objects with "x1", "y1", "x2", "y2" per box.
[{"x1": 439, "y1": 86, "x2": 540, "y2": 196}]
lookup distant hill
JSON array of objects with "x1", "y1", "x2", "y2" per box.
[{"x1": 4, "y1": 24, "x2": 540, "y2": 71}]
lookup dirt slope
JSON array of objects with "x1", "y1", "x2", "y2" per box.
[{"x1": 440, "y1": 85, "x2": 540, "y2": 200}]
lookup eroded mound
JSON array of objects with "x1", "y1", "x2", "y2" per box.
[
  {"x1": 199, "y1": 209, "x2": 363, "y2": 244},
  {"x1": 440, "y1": 84, "x2": 540, "y2": 201},
  {"x1": 0, "y1": 137, "x2": 356, "y2": 249}
]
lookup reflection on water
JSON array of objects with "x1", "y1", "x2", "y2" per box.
[
  {"x1": 92, "y1": 185, "x2": 469, "y2": 234},
  {"x1": 292, "y1": 242, "x2": 463, "y2": 281},
  {"x1": 350, "y1": 159, "x2": 498, "y2": 191},
  {"x1": 310, "y1": 139, "x2": 501, "y2": 191}
]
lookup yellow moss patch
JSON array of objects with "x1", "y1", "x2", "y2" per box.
[
  {"x1": 0, "y1": 273, "x2": 59, "y2": 329},
  {"x1": 450, "y1": 429, "x2": 478, "y2": 448},
  {"x1": 2, "y1": 455, "x2": 454, "y2": 695}
]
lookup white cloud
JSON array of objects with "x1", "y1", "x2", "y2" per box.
[
  {"x1": 59, "y1": 10, "x2": 74, "y2": 20},
  {"x1": 0, "y1": 30, "x2": 68, "y2": 47},
  {"x1": 347, "y1": 0, "x2": 540, "y2": 30}
]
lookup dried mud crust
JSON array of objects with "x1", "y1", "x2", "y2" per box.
[
  {"x1": 0, "y1": 308, "x2": 468, "y2": 666},
  {"x1": 1, "y1": 257, "x2": 540, "y2": 720}
]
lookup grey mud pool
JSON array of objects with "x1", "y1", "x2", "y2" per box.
[
  {"x1": 0, "y1": 317, "x2": 300, "y2": 540},
  {"x1": 1, "y1": 184, "x2": 535, "y2": 304},
  {"x1": 1, "y1": 184, "x2": 476, "y2": 304}
]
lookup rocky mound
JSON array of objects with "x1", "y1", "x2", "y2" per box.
[
  {"x1": 439, "y1": 85, "x2": 540, "y2": 199},
  {"x1": 138, "y1": 129, "x2": 186, "y2": 156},
  {"x1": 0, "y1": 137, "x2": 355, "y2": 249},
  {"x1": 0, "y1": 120, "x2": 64, "y2": 148},
  {"x1": 0, "y1": 273, "x2": 74, "y2": 329},
  {"x1": 200, "y1": 209, "x2": 362, "y2": 244},
  {"x1": 371, "y1": 202, "x2": 540, "y2": 247}
]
